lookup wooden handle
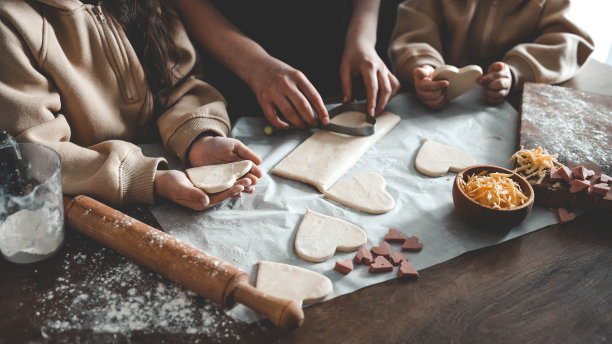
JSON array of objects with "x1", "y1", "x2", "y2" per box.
[
  {"x1": 62, "y1": 195, "x2": 304, "y2": 329},
  {"x1": 232, "y1": 282, "x2": 304, "y2": 330}
]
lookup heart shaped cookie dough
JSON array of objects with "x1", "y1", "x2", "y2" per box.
[
  {"x1": 295, "y1": 208, "x2": 367, "y2": 263},
  {"x1": 432, "y1": 64, "x2": 483, "y2": 100},
  {"x1": 354, "y1": 247, "x2": 373, "y2": 265},
  {"x1": 398, "y1": 260, "x2": 419, "y2": 278},
  {"x1": 402, "y1": 236, "x2": 423, "y2": 252},
  {"x1": 415, "y1": 139, "x2": 475, "y2": 177},
  {"x1": 256, "y1": 261, "x2": 332, "y2": 306},
  {"x1": 186, "y1": 160, "x2": 253, "y2": 193},
  {"x1": 369, "y1": 256, "x2": 394, "y2": 273},
  {"x1": 557, "y1": 208, "x2": 576, "y2": 223},
  {"x1": 325, "y1": 172, "x2": 395, "y2": 214}
]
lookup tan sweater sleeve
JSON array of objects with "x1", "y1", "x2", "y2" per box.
[
  {"x1": 503, "y1": 0, "x2": 594, "y2": 90},
  {"x1": 389, "y1": 0, "x2": 446, "y2": 86},
  {"x1": 0, "y1": 19, "x2": 165, "y2": 208},
  {"x1": 156, "y1": 12, "x2": 231, "y2": 166}
]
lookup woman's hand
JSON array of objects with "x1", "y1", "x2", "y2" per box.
[
  {"x1": 340, "y1": 43, "x2": 400, "y2": 116},
  {"x1": 188, "y1": 135, "x2": 263, "y2": 187},
  {"x1": 154, "y1": 169, "x2": 251, "y2": 211},
  {"x1": 413, "y1": 65, "x2": 449, "y2": 110},
  {"x1": 477, "y1": 62, "x2": 512, "y2": 105},
  {"x1": 248, "y1": 58, "x2": 330, "y2": 130}
]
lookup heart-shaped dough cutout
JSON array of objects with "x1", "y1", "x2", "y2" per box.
[
  {"x1": 415, "y1": 139, "x2": 475, "y2": 177},
  {"x1": 371, "y1": 241, "x2": 391, "y2": 257},
  {"x1": 402, "y1": 236, "x2": 423, "y2": 252},
  {"x1": 369, "y1": 256, "x2": 394, "y2": 273},
  {"x1": 295, "y1": 208, "x2": 367, "y2": 262},
  {"x1": 325, "y1": 172, "x2": 395, "y2": 214},
  {"x1": 557, "y1": 208, "x2": 576, "y2": 223},
  {"x1": 186, "y1": 160, "x2": 253, "y2": 193},
  {"x1": 256, "y1": 261, "x2": 333, "y2": 306},
  {"x1": 432, "y1": 64, "x2": 483, "y2": 100}
]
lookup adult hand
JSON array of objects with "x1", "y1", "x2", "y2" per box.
[
  {"x1": 188, "y1": 135, "x2": 263, "y2": 188},
  {"x1": 340, "y1": 44, "x2": 400, "y2": 116},
  {"x1": 413, "y1": 65, "x2": 449, "y2": 110},
  {"x1": 248, "y1": 58, "x2": 330, "y2": 130},
  {"x1": 154, "y1": 169, "x2": 251, "y2": 211},
  {"x1": 477, "y1": 62, "x2": 512, "y2": 105}
]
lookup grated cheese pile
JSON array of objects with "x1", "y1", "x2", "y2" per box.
[
  {"x1": 510, "y1": 146, "x2": 563, "y2": 184},
  {"x1": 459, "y1": 171, "x2": 528, "y2": 209}
]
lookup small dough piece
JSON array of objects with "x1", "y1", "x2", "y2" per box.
[
  {"x1": 385, "y1": 228, "x2": 406, "y2": 243},
  {"x1": 256, "y1": 261, "x2": 333, "y2": 306},
  {"x1": 334, "y1": 259, "x2": 354, "y2": 275},
  {"x1": 415, "y1": 138, "x2": 475, "y2": 177},
  {"x1": 272, "y1": 111, "x2": 401, "y2": 192},
  {"x1": 569, "y1": 179, "x2": 590, "y2": 193},
  {"x1": 354, "y1": 247, "x2": 373, "y2": 265},
  {"x1": 390, "y1": 252, "x2": 408, "y2": 266},
  {"x1": 371, "y1": 241, "x2": 391, "y2": 258},
  {"x1": 572, "y1": 166, "x2": 588, "y2": 181},
  {"x1": 186, "y1": 160, "x2": 253, "y2": 193},
  {"x1": 557, "y1": 208, "x2": 576, "y2": 223},
  {"x1": 432, "y1": 65, "x2": 483, "y2": 100},
  {"x1": 402, "y1": 236, "x2": 423, "y2": 252},
  {"x1": 558, "y1": 166, "x2": 573, "y2": 182},
  {"x1": 369, "y1": 256, "x2": 394, "y2": 273},
  {"x1": 324, "y1": 172, "x2": 395, "y2": 214},
  {"x1": 295, "y1": 208, "x2": 367, "y2": 263},
  {"x1": 398, "y1": 261, "x2": 419, "y2": 278},
  {"x1": 589, "y1": 183, "x2": 610, "y2": 197}
]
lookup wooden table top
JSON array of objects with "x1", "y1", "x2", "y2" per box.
[{"x1": 1, "y1": 60, "x2": 611, "y2": 343}]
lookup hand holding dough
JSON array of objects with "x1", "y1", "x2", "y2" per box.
[
  {"x1": 185, "y1": 160, "x2": 253, "y2": 193},
  {"x1": 415, "y1": 139, "x2": 475, "y2": 177},
  {"x1": 432, "y1": 65, "x2": 483, "y2": 100},
  {"x1": 295, "y1": 208, "x2": 367, "y2": 262},
  {"x1": 324, "y1": 172, "x2": 395, "y2": 214},
  {"x1": 256, "y1": 261, "x2": 333, "y2": 307}
]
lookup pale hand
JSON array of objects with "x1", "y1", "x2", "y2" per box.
[{"x1": 340, "y1": 44, "x2": 400, "y2": 116}]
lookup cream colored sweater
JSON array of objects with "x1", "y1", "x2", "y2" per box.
[
  {"x1": 0, "y1": 0, "x2": 231, "y2": 207},
  {"x1": 390, "y1": 0, "x2": 594, "y2": 89}
]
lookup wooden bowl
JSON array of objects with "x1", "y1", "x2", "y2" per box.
[{"x1": 452, "y1": 165, "x2": 535, "y2": 228}]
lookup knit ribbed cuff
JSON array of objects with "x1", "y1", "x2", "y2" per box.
[
  {"x1": 167, "y1": 116, "x2": 230, "y2": 165},
  {"x1": 504, "y1": 55, "x2": 536, "y2": 92},
  {"x1": 120, "y1": 149, "x2": 167, "y2": 206}
]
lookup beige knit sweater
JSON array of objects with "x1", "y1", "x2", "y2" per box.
[
  {"x1": 390, "y1": 0, "x2": 594, "y2": 90},
  {"x1": 0, "y1": 0, "x2": 231, "y2": 207}
]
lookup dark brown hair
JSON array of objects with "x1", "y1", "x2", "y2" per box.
[{"x1": 85, "y1": 0, "x2": 179, "y2": 110}]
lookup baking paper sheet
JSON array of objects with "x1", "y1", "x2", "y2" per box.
[{"x1": 147, "y1": 89, "x2": 559, "y2": 323}]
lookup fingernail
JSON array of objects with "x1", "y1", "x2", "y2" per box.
[
  {"x1": 369, "y1": 108, "x2": 375, "y2": 117},
  {"x1": 200, "y1": 198, "x2": 208, "y2": 205}
]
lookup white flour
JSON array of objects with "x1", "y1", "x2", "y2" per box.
[
  {"x1": 36, "y1": 247, "x2": 241, "y2": 340},
  {"x1": 0, "y1": 207, "x2": 63, "y2": 258}
]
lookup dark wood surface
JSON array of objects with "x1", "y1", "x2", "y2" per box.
[{"x1": 1, "y1": 59, "x2": 611, "y2": 343}]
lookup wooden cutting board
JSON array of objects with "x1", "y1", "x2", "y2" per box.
[{"x1": 519, "y1": 83, "x2": 612, "y2": 210}]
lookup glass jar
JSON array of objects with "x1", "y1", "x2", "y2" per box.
[{"x1": 0, "y1": 143, "x2": 64, "y2": 264}]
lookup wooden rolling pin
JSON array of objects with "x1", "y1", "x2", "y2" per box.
[{"x1": 63, "y1": 195, "x2": 304, "y2": 330}]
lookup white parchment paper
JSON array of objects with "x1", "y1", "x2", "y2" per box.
[{"x1": 147, "y1": 89, "x2": 559, "y2": 323}]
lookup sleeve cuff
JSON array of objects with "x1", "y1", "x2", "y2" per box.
[
  {"x1": 120, "y1": 149, "x2": 168, "y2": 206},
  {"x1": 504, "y1": 55, "x2": 536, "y2": 92},
  {"x1": 167, "y1": 116, "x2": 230, "y2": 165}
]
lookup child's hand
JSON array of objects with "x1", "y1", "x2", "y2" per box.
[
  {"x1": 477, "y1": 62, "x2": 512, "y2": 105},
  {"x1": 413, "y1": 65, "x2": 449, "y2": 110},
  {"x1": 188, "y1": 135, "x2": 263, "y2": 187},
  {"x1": 154, "y1": 169, "x2": 251, "y2": 211}
]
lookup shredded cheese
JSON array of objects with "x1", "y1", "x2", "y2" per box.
[
  {"x1": 459, "y1": 171, "x2": 528, "y2": 209},
  {"x1": 510, "y1": 146, "x2": 564, "y2": 184}
]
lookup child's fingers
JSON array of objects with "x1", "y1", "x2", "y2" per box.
[
  {"x1": 243, "y1": 172, "x2": 259, "y2": 185},
  {"x1": 414, "y1": 65, "x2": 435, "y2": 80},
  {"x1": 249, "y1": 165, "x2": 263, "y2": 179},
  {"x1": 208, "y1": 185, "x2": 245, "y2": 206},
  {"x1": 487, "y1": 77, "x2": 511, "y2": 91},
  {"x1": 419, "y1": 79, "x2": 448, "y2": 92}
]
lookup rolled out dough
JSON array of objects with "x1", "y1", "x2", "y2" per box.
[
  {"x1": 294, "y1": 208, "x2": 367, "y2": 262},
  {"x1": 185, "y1": 160, "x2": 253, "y2": 193},
  {"x1": 415, "y1": 138, "x2": 475, "y2": 177},
  {"x1": 432, "y1": 65, "x2": 483, "y2": 100},
  {"x1": 272, "y1": 111, "x2": 401, "y2": 192},
  {"x1": 324, "y1": 172, "x2": 395, "y2": 214},
  {"x1": 256, "y1": 261, "x2": 333, "y2": 306}
]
